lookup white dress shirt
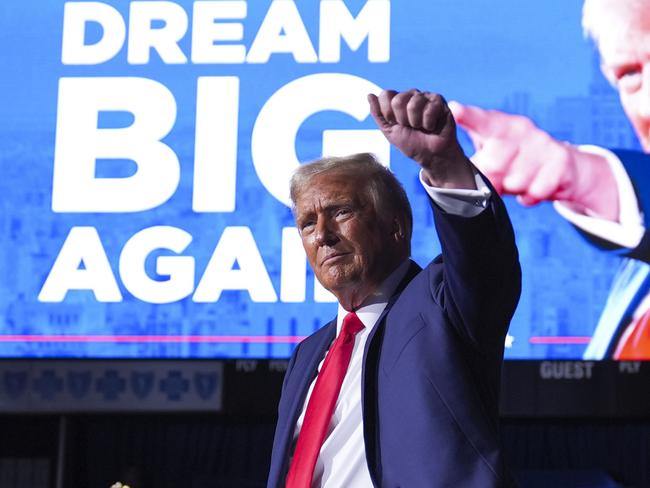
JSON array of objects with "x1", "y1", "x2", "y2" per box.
[{"x1": 290, "y1": 171, "x2": 491, "y2": 487}]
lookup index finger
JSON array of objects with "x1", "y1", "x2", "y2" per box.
[
  {"x1": 368, "y1": 93, "x2": 391, "y2": 130},
  {"x1": 449, "y1": 101, "x2": 532, "y2": 139}
]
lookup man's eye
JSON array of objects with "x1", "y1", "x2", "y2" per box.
[
  {"x1": 300, "y1": 221, "x2": 315, "y2": 232},
  {"x1": 615, "y1": 66, "x2": 642, "y2": 93},
  {"x1": 335, "y1": 208, "x2": 351, "y2": 218}
]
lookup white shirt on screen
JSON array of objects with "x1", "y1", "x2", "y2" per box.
[
  {"x1": 290, "y1": 171, "x2": 491, "y2": 487},
  {"x1": 554, "y1": 145, "x2": 645, "y2": 249}
]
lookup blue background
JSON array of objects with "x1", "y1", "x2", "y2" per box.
[{"x1": 0, "y1": 0, "x2": 640, "y2": 358}]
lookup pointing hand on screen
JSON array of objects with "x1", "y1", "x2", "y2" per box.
[{"x1": 449, "y1": 101, "x2": 620, "y2": 222}]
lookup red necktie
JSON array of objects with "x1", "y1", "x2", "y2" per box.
[
  {"x1": 614, "y1": 308, "x2": 650, "y2": 359},
  {"x1": 285, "y1": 312, "x2": 365, "y2": 488}
]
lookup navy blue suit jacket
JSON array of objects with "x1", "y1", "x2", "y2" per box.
[{"x1": 267, "y1": 191, "x2": 521, "y2": 488}]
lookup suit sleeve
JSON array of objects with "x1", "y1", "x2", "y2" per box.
[{"x1": 430, "y1": 174, "x2": 522, "y2": 354}]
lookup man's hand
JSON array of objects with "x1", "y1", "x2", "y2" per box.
[
  {"x1": 368, "y1": 89, "x2": 476, "y2": 189},
  {"x1": 449, "y1": 101, "x2": 620, "y2": 221}
]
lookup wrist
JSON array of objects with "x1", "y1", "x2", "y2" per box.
[
  {"x1": 421, "y1": 153, "x2": 477, "y2": 190},
  {"x1": 569, "y1": 149, "x2": 619, "y2": 222}
]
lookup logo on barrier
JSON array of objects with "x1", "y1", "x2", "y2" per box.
[
  {"x1": 3, "y1": 371, "x2": 28, "y2": 399},
  {"x1": 194, "y1": 372, "x2": 218, "y2": 400},
  {"x1": 160, "y1": 370, "x2": 189, "y2": 400},
  {"x1": 96, "y1": 370, "x2": 127, "y2": 400},
  {"x1": 68, "y1": 371, "x2": 92, "y2": 399},
  {"x1": 131, "y1": 371, "x2": 155, "y2": 399},
  {"x1": 33, "y1": 370, "x2": 64, "y2": 400}
]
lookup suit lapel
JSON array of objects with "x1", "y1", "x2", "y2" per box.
[
  {"x1": 287, "y1": 320, "x2": 336, "y2": 423},
  {"x1": 362, "y1": 260, "x2": 422, "y2": 367},
  {"x1": 361, "y1": 260, "x2": 421, "y2": 486},
  {"x1": 276, "y1": 319, "x2": 337, "y2": 481}
]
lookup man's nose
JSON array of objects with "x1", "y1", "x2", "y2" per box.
[{"x1": 314, "y1": 218, "x2": 338, "y2": 246}]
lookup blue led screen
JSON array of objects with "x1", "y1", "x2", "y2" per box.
[{"x1": 0, "y1": 0, "x2": 642, "y2": 358}]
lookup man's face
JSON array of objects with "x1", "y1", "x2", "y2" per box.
[
  {"x1": 293, "y1": 173, "x2": 401, "y2": 297},
  {"x1": 597, "y1": 5, "x2": 650, "y2": 151}
]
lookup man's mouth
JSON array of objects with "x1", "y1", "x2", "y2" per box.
[{"x1": 321, "y1": 252, "x2": 350, "y2": 266}]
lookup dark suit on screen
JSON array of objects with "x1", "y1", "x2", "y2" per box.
[{"x1": 267, "y1": 188, "x2": 521, "y2": 488}]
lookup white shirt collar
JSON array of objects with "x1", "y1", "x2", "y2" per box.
[{"x1": 335, "y1": 259, "x2": 411, "y2": 335}]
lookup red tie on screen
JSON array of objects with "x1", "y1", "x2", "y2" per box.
[
  {"x1": 614, "y1": 308, "x2": 650, "y2": 359},
  {"x1": 285, "y1": 312, "x2": 365, "y2": 488}
]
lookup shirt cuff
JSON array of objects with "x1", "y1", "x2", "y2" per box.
[
  {"x1": 419, "y1": 170, "x2": 491, "y2": 217},
  {"x1": 553, "y1": 144, "x2": 644, "y2": 249}
]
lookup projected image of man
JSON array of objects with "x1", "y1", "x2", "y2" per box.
[{"x1": 449, "y1": 0, "x2": 650, "y2": 359}]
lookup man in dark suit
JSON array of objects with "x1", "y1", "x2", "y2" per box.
[
  {"x1": 267, "y1": 88, "x2": 521, "y2": 487},
  {"x1": 447, "y1": 0, "x2": 650, "y2": 359}
]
